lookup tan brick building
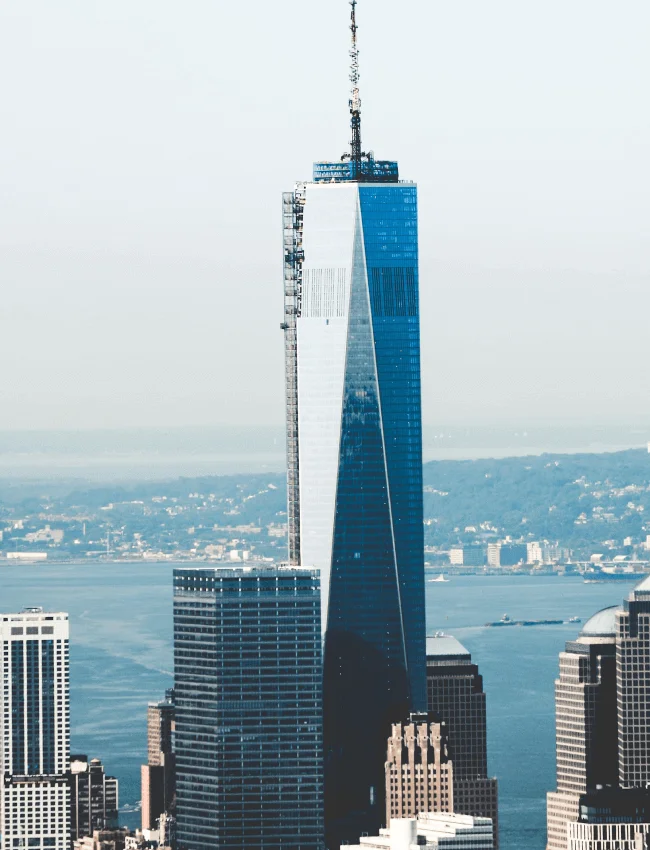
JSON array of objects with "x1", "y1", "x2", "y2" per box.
[{"x1": 385, "y1": 715, "x2": 453, "y2": 825}]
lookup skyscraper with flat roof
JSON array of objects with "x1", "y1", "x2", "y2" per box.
[
  {"x1": 617, "y1": 576, "x2": 650, "y2": 788},
  {"x1": 173, "y1": 566, "x2": 324, "y2": 850},
  {"x1": 0, "y1": 608, "x2": 70, "y2": 850},
  {"x1": 544, "y1": 581, "x2": 650, "y2": 850},
  {"x1": 426, "y1": 636, "x2": 499, "y2": 847},
  {"x1": 282, "y1": 4, "x2": 425, "y2": 844},
  {"x1": 69, "y1": 756, "x2": 119, "y2": 839},
  {"x1": 141, "y1": 689, "x2": 175, "y2": 831}
]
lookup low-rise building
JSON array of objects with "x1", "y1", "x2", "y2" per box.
[
  {"x1": 70, "y1": 755, "x2": 119, "y2": 839},
  {"x1": 342, "y1": 813, "x2": 494, "y2": 850}
]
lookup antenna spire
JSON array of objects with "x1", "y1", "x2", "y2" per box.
[{"x1": 349, "y1": 0, "x2": 362, "y2": 177}]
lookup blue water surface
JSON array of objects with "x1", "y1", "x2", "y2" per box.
[{"x1": 0, "y1": 564, "x2": 635, "y2": 847}]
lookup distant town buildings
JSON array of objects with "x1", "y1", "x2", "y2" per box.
[
  {"x1": 341, "y1": 812, "x2": 494, "y2": 850},
  {"x1": 547, "y1": 577, "x2": 650, "y2": 849},
  {"x1": 173, "y1": 566, "x2": 324, "y2": 849},
  {"x1": 486, "y1": 544, "x2": 500, "y2": 568},
  {"x1": 141, "y1": 690, "x2": 175, "y2": 831},
  {"x1": 70, "y1": 755, "x2": 119, "y2": 839},
  {"x1": 385, "y1": 715, "x2": 453, "y2": 823},
  {"x1": 426, "y1": 636, "x2": 499, "y2": 846},
  {"x1": 449, "y1": 547, "x2": 464, "y2": 566},
  {"x1": 445, "y1": 539, "x2": 573, "y2": 571},
  {"x1": 0, "y1": 608, "x2": 70, "y2": 850}
]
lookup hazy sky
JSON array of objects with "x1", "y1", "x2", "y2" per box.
[{"x1": 1, "y1": 0, "x2": 648, "y2": 430}]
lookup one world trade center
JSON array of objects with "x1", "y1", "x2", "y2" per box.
[{"x1": 281, "y1": 3, "x2": 426, "y2": 845}]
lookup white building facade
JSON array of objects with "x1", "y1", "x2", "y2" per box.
[
  {"x1": 567, "y1": 821, "x2": 650, "y2": 850},
  {"x1": 0, "y1": 608, "x2": 70, "y2": 850},
  {"x1": 342, "y1": 812, "x2": 494, "y2": 850}
]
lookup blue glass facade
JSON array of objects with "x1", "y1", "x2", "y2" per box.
[
  {"x1": 359, "y1": 184, "x2": 425, "y2": 708},
  {"x1": 321, "y1": 184, "x2": 425, "y2": 847},
  {"x1": 286, "y1": 171, "x2": 425, "y2": 848}
]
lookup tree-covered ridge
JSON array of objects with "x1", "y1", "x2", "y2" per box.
[
  {"x1": 423, "y1": 449, "x2": 650, "y2": 556},
  {"x1": 0, "y1": 450, "x2": 648, "y2": 561}
]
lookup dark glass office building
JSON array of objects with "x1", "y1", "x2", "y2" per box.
[
  {"x1": 283, "y1": 159, "x2": 426, "y2": 846},
  {"x1": 173, "y1": 567, "x2": 324, "y2": 850},
  {"x1": 426, "y1": 636, "x2": 499, "y2": 847}
]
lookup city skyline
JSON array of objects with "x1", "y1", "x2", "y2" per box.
[{"x1": 0, "y1": 0, "x2": 648, "y2": 848}]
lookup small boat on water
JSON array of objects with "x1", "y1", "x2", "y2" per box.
[
  {"x1": 429, "y1": 574, "x2": 449, "y2": 583},
  {"x1": 485, "y1": 613, "x2": 563, "y2": 627},
  {"x1": 568, "y1": 616, "x2": 582, "y2": 623}
]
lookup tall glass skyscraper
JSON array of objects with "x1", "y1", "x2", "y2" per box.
[
  {"x1": 173, "y1": 566, "x2": 324, "y2": 850},
  {"x1": 0, "y1": 608, "x2": 70, "y2": 850},
  {"x1": 282, "y1": 4, "x2": 426, "y2": 844}
]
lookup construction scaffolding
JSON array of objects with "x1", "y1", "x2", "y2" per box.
[{"x1": 281, "y1": 184, "x2": 306, "y2": 565}]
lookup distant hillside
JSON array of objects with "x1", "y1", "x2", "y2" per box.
[
  {"x1": 422, "y1": 448, "x2": 650, "y2": 556},
  {"x1": 1, "y1": 449, "x2": 649, "y2": 560}
]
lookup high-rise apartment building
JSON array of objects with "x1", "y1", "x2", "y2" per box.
[
  {"x1": 0, "y1": 608, "x2": 70, "y2": 850},
  {"x1": 173, "y1": 566, "x2": 324, "y2": 850},
  {"x1": 385, "y1": 715, "x2": 453, "y2": 824},
  {"x1": 282, "y1": 4, "x2": 425, "y2": 843},
  {"x1": 426, "y1": 636, "x2": 499, "y2": 846},
  {"x1": 547, "y1": 580, "x2": 650, "y2": 850},
  {"x1": 141, "y1": 689, "x2": 175, "y2": 830},
  {"x1": 70, "y1": 756, "x2": 119, "y2": 839}
]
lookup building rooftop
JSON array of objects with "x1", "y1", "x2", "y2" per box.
[
  {"x1": 580, "y1": 605, "x2": 620, "y2": 638},
  {"x1": 426, "y1": 634, "x2": 471, "y2": 660},
  {"x1": 173, "y1": 565, "x2": 318, "y2": 578},
  {"x1": 633, "y1": 574, "x2": 650, "y2": 594}
]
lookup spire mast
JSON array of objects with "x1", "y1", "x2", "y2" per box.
[{"x1": 349, "y1": 0, "x2": 362, "y2": 178}]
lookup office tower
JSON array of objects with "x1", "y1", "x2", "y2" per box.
[
  {"x1": 282, "y1": 4, "x2": 425, "y2": 843},
  {"x1": 546, "y1": 605, "x2": 623, "y2": 850},
  {"x1": 341, "y1": 813, "x2": 494, "y2": 850},
  {"x1": 426, "y1": 636, "x2": 499, "y2": 846},
  {"x1": 173, "y1": 566, "x2": 324, "y2": 850},
  {"x1": 385, "y1": 715, "x2": 453, "y2": 824},
  {"x1": 617, "y1": 578, "x2": 650, "y2": 787},
  {"x1": 141, "y1": 689, "x2": 175, "y2": 831},
  {"x1": 70, "y1": 756, "x2": 119, "y2": 839},
  {"x1": 0, "y1": 608, "x2": 70, "y2": 850}
]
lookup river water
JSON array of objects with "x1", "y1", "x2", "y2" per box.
[{"x1": 0, "y1": 564, "x2": 636, "y2": 848}]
